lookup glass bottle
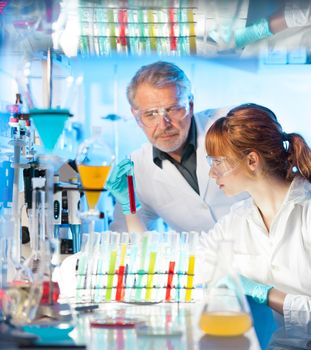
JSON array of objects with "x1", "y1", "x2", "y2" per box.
[{"x1": 199, "y1": 240, "x2": 252, "y2": 336}]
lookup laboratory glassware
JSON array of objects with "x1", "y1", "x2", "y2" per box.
[
  {"x1": 76, "y1": 133, "x2": 115, "y2": 220},
  {"x1": 199, "y1": 240, "x2": 252, "y2": 336},
  {"x1": 0, "y1": 208, "x2": 43, "y2": 326}
]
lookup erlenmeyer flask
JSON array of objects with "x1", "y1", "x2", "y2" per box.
[{"x1": 199, "y1": 240, "x2": 252, "y2": 336}]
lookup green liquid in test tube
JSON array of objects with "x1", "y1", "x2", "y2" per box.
[
  {"x1": 105, "y1": 250, "x2": 117, "y2": 301},
  {"x1": 135, "y1": 233, "x2": 148, "y2": 301}
]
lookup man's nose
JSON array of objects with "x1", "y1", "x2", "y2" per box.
[{"x1": 157, "y1": 113, "x2": 171, "y2": 129}]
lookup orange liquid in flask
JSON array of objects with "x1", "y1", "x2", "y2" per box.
[
  {"x1": 78, "y1": 165, "x2": 111, "y2": 209},
  {"x1": 199, "y1": 311, "x2": 252, "y2": 336}
]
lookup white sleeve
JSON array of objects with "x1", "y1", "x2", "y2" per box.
[
  {"x1": 195, "y1": 215, "x2": 231, "y2": 284},
  {"x1": 284, "y1": 1, "x2": 311, "y2": 27},
  {"x1": 283, "y1": 294, "x2": 311, "y2": 334},
  {"x1": 109, "y1": 203, "x2": 127, "y2": 232},
  {"x1": 109, "y1": 201, "x2": 160, "y2": 232}
]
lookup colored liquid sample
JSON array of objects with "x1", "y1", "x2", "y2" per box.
[
  {"x1": 185, "y1": 255, "x2": 195, "y2": 302},
  {"x1": 105, "y1": 250, "x2": 117, "y2": 301},
  {"x1": 199, "y1": 312, "x2": 252, "y2": 336},
  {"x1": 78, "y1": 165, "x2": 111, "y2": 209},
  {"x1": 127, "y1": 175, "x2": 136, "y2": 214},
  {"x1": 145, "y1": 251, "x2": 157, "y2": 301}
]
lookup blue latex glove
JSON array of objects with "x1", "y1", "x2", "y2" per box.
[
  {"x1": 106, "y1": 158, "x2": 141, "y2": 215},
  {"x1": 235, "y1": 18, "x2": 272, "y2": 48},
  {"x1": 239, "y1": 275, "x2": 273, "y2": 305},
  {"x1": 217, "y1": 275, "x2": 273, "y2": 305}
]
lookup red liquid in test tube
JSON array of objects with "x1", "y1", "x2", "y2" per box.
[
  {"x1": 165, "y1": 261, "x2": 175, "y2": 302},
  {"x1": 127, "y1": 175, "x2": 136, "y2": 214}
]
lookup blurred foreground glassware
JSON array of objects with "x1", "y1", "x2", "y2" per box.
[
  {"x1": 199, "y1": 240, "x2": 252, "y2": 336},
  {"x1": 0, "y1": 208, "x2": 43, "y2": 326}
]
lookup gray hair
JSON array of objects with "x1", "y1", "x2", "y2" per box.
[{"x1": 126, "y1": 61, "x2": 193, "y2": 108}]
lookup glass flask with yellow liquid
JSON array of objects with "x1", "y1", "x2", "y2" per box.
[
  {"x1": 199, "y1": 240, "x2": 252, "y2": 336},
  {"x1": 76, "y1": 131, "x2": 115, "y2": 219}
]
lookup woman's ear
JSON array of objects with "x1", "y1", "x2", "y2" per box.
[{"x1": 246, "y1": 151, "x2": 260, "y2": 172}]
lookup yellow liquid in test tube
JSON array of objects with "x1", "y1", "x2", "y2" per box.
[
  {"x1": 199, "y1": 311, "x2": 252, "y2": 336},
  {"x1": 78, "y1": 165, "x2": 111, "y2": 209}
]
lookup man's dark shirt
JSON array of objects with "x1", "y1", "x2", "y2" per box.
[{"x1": 153, "y1": 117, "x2": 200, "y2": 195}]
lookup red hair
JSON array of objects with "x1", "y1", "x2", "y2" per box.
[{"x1": 206, "y1": 104, "x2": 311, "y2": 182}]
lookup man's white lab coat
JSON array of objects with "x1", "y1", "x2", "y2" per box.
[
  {"x1": 110, "y1": 108, "x2": 246, "y2": 232},
  {"x1": 199, "y1": 176, "x2": 311, "y2": 332}
]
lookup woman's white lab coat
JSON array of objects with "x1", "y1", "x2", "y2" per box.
[
  {"x1": 199, "y1": 176, "x2": 311, "y2": 333},
  {"x1": 110, "y1": 109, "x2": 246, "y2": 232}
]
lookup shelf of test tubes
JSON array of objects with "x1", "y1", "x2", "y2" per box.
[
  {"x1": 74, "y1": 230, "x2": 198, "y2": 304},
  {"x1": 78, "y1": 6, "x2": 196, "y2": 56}
]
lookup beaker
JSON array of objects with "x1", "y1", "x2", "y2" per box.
[{"x1": 199, "y1": 240, "x2": 252, "y2": 336}]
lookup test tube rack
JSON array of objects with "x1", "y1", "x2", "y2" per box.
[{"x1": 74, "y1": 231, "x2": 198, "y2": 304}]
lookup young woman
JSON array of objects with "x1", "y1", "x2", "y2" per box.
[
  {"x1": 106, "y1": 102, "x2": 311, "y2": 332},
  {"x1": 200, "y1": 103, "x2": 311, "y2": 332}
]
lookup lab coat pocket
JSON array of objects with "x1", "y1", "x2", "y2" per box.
[{"x1": 233, "y1": 254, "x2": 267, "y2": 282}]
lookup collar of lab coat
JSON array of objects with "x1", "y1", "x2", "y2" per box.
[
  {"x1": 231, "y1": 176, "x2": 310, "y2": 219},
  {"x1": 150, "y1": 108, "x2": 232, "y2": 201}
]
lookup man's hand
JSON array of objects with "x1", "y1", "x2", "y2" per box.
[{"x1": 106, "y1": 158, "x2": 141, "y2": 215}]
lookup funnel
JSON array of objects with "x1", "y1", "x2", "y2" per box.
[{"x1": 30, "y1": 109, "x2": 71, "y2": 153}]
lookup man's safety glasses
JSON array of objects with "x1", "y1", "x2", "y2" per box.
[{"x1": 133, "y1": 102, "x2": 189, "y2": 128}]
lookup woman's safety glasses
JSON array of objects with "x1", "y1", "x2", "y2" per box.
[{"x1": 206, "y1": 156, "x2": 241, "y2": 177}]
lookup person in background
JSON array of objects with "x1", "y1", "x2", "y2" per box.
[
  {"x1": 106, "y1": 61, "x2": 246, "y2": 233},
  {"x1": 234, "y1": 0, "x2": 311, "y2": 48},
  {"x1": 199, "y1": 103, "x2": 311, "y2": 333}
]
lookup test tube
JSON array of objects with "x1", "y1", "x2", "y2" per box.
[
  {"x1": 185, "y1": 231, "x2": 199, "y2": 302},
  {"x1": 177, "y1": 231, "x2": 188, "y2": 302},
  {"x1": 187, "y1": 8, "x2": 196, "y2": 53},
  {"x1": 165, "y1": 231, "x2": 178, "y2": 302},
  {"x1": 126, "y1": 232, "x2": 138, "y2": 301},
  {"x1": 116, "y1": 232, "x2": 129, "y2": 301},
  {"x1": 147, "y1": 10, "x2": 157, "y2": 51},
  {"x1": 105, "y1": 231, "x2": 119, "y2": 301},
  {"x1": 76, "y1": 233, "x2": 89, "y2": 302},
  {"x1": 135, "y1": 232, "x2": 148, "y2": 301},
  {"x1": 94, "y1": 231, "x2": 110, "y2": 302},
  {"x1": 145, "y1": 232, "x2": 159, "y2": 301},
  {"x1": 127, "y1": 163, "x2": 136, "y2": 214}
]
